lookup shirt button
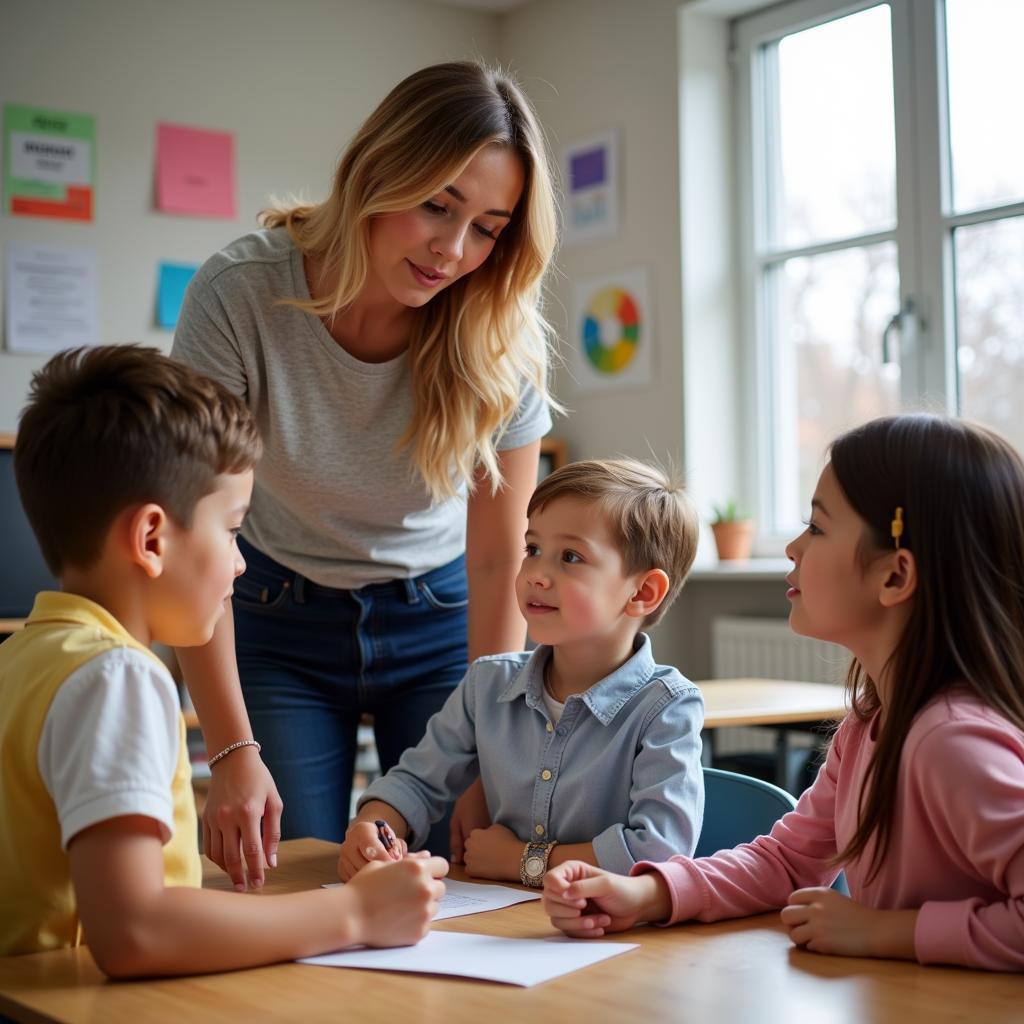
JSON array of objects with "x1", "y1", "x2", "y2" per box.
[
  {"x1": 541, "y1": 769, "x2": 552, "y2": 781},
  {"x1": 546, "y1": 722, "x2": 554, "y2": 733},
  {"x1": 556, "y1": 727, "x2": 566, "y2": 736},
  {"x1": 535, "y1": 824, "x2": 544, "y2": 836}
]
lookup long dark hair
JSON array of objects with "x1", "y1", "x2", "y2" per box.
[{"x1": 829, "y1": 414, "x2": 1024, "y2": 880}]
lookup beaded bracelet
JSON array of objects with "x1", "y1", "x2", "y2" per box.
[{"x1": 207, "y1": 738, "x2": 262, "y2": 770}]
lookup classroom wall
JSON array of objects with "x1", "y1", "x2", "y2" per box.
[
  {"x1": 499, "y1": 0, "x2": 686, "y2": 483},
  {"x1": 1, "y1": 0, "x2": 772, "y2": 675},
  {"x1": 500, "y1": 0, "x2": 762, "y2": 674},
  {"x1": 0, "y1": 0, "x2": 498, "y2": 430}
]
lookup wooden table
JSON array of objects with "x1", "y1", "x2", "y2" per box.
[
  {"x1": 698, "y1": 677, "x2": 848, "y2": 791},
  {"x1": 698, "y1": 677, "x2": 848, "y2": 729},
  {"x1": 0, "y1": 838, "x2": 1019, "y2": 1023}
]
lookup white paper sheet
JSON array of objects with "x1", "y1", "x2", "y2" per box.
[
  {"x1": 431, "y1": 878, "x2": 541, "y2": 920},
  {"x1": 298, "y1": 930, "x2": 637, "y2": 987},
  {"x1": 5, "y1": 242, "x2": 98, "y2": 353},
  {"x1": 323, "y1": 878, "x2": 541, "y2": 921}
]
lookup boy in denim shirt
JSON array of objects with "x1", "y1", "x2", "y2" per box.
[{"x1": 338, "y1": 458, "x2": 704, "y2": 886}]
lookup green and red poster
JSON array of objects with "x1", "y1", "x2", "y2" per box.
[{"x1": 4, "y1": 103, "x2": 95, "y2": 221}]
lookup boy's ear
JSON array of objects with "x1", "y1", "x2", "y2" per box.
[
  {"x1": 127, "y1": 503, "x2": 169, "y2": 579},
  {"x1": 877, "y1": 548, "x2": 917, "y2": 608},
  {"x1": 626, "y1": 568, "x2": 670, "y2": 619}
]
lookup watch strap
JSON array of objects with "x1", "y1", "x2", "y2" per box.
[{"x1": 519, "y1": 839, "x2": 557, "y2": 887}]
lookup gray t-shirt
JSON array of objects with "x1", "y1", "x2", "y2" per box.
[{"x1": 172, "y1": 229, "x2": 551, "y2": 589}]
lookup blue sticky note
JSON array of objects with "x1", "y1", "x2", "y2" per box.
[{"x1": 156, "y1": 261, "x2": 199, "y2": 329}]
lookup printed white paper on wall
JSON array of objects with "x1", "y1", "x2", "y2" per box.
[{"x1": 5, "y1": 242, "x2": 98, "y2": 354}]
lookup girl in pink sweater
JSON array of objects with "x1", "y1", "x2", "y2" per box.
[{"x1": 543, "y1": 415, "x2": 1024, "y2": 971}]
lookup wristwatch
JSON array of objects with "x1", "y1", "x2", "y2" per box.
[{"x1": 519, "y1": 839, "x2": 557, "y2": 887}]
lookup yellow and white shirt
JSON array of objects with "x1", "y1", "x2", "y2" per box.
[{"x1": 0, "y1": 592, "x2": 200, "y2": 956}]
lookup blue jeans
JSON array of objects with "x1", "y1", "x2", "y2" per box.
[{"x1": 232, "y1": 537, "x2": 468, "y2": 854}]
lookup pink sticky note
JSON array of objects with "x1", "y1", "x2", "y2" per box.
[{"x1": 156, "y1": 122, "x2": 236, "y2": 218}]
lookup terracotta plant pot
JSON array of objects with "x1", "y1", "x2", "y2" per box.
[{"x1": 711, "y1": 520, "x2": 754, "y2": 561}]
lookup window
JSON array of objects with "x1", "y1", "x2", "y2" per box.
[{"x1": 735, "y1": 0, "x2": 1024, "y2": 537}]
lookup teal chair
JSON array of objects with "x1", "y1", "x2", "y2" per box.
[{"x1": 697, "y1": 766, "x2": 849, "y2": 895}]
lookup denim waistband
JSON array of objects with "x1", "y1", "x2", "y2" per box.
[{"x1": 236, "y1": 536, "x2": 465, "y2": 606}]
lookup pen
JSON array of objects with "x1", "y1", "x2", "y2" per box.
[{"x1": 375, "y1": 819, "x2": 396, "y2": 853}]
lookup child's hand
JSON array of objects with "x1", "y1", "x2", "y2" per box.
[
  {"x1": 449, "y1": 777, "x2": 491, "y2": 864},
  {"x1": 543, "y1": 861, "x2": 671, "y2": 938},
  {"x1": 781, "y1": 887, "x2": 918, "y2": 959},
  {"x1": 346, "y1": 856, "x2": 449, "y2": 948},
  {"x1": 337, "y1": 820, "x2": 407, "y2": 881},
  {"x1": 462, "y1": 823, "x2": 522, "y2": 881}
]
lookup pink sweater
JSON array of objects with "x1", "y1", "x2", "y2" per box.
[{"x1": 634, "y1": 690, "x2": 1024, "y2": 970}]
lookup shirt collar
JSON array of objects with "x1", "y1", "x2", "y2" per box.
[
  {"x1": 498, "y1": 633, "x2": 658, "y2": 726},
  {"x1": 26, "y1": 591, "x2": 145, "y2": 650},
  {"x1": 497, "y1": 645, "x2": 549, "y2": 707}
]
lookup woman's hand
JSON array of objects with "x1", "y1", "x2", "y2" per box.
[
  {"x1": 462, "y1": 823, "x2": 522, "y2": 881},
  {"x1": 202, "y1": 746, "x2": 283, "y2": 891},
  {"x1": 781, "y1": 888, "x2": 918, "y2": 959},
  {"x1": 449, "y1": 777, "x2": 492, "y2": 864},
  {"x1": 543, "y1": 861, "x2": 671, "y2": 938}
]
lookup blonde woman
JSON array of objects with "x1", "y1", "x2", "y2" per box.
[{"x1": 173, "y1": 61, "x2": 558, "y2": 888}]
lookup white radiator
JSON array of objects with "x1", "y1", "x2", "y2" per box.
[
  {"x1": 711, "y1": 616, "x2": 846, "y2": 684},
  {"x1": 710, "y1": 616, "x2": 847, "y2": 755}
]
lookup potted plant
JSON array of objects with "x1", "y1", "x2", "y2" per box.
[{"x1": 710, "y1": 501, "x2": 754, "y2": 561}]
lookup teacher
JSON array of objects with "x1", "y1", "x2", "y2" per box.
[{"x1": 172, "y1": 61, "x2": 558, "y2": 887}]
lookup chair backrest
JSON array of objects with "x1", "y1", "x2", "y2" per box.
[{"x1": 696, "y1": 766, "x2": 797, "y2": 858}]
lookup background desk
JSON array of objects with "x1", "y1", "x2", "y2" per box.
[
  {"x1": 698, "y1": 677, "x2": 847, "y2": 792},
  {"x1": 698, "y1": 677, "x2": 847, "y2": 729},
  {"x1": 0, "y1": 838, "x2": 1018, "y2": 1024}
]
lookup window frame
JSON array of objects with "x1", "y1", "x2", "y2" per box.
[{"x1": 732, "y1": 0, "x2": 967, "y2": 545}]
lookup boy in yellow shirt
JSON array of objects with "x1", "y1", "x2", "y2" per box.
[{"x1": 0, "y1": 345, "x2": 446, "y2": 975}]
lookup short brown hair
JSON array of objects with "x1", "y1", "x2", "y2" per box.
[
  {"x1": 15, "y1": 345, "x2": 261, "y2": 574},
  {"x1": 528, "y1": 458, "x2": 699, "y2": 627}
]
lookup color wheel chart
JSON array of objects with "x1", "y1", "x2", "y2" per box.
[
  {"x1": 582, "y1": 286, "x2": 641, "y2": 374},
  {"x1": 572, "y1": 267, "x2": 652, "y2": 392}
]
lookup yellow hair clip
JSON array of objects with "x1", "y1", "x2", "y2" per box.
[{"x1": 891, "y1": 507, "x2": 904, "y2": 549}]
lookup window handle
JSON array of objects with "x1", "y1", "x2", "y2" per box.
[{"x1": 882, "y1": 299, "x2": 918, "y2": 364}]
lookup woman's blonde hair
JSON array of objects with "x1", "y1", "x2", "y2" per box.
[{"x1": 260, "y1": 61, "x2": 559, "y2": 501}]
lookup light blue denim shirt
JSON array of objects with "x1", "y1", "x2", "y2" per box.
[{"x1": 360, "y1": 633, "x2": 704, "y2": 875}]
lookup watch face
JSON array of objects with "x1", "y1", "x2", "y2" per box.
[{"x1": 525, "y1": 855, "x2": 545, "y2": 877}]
